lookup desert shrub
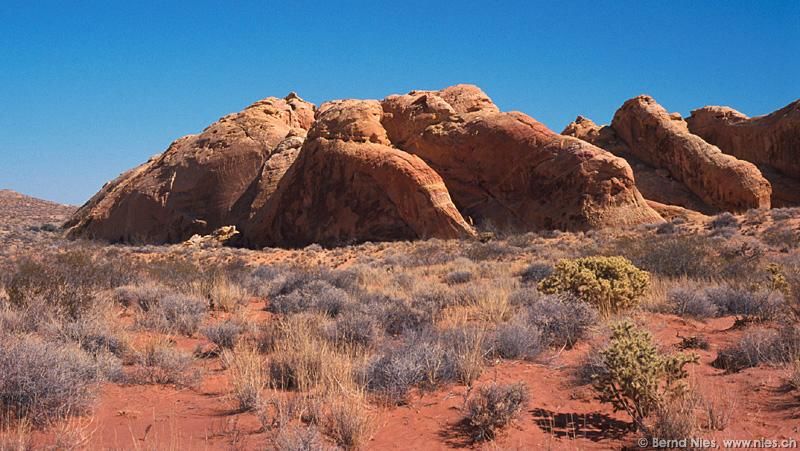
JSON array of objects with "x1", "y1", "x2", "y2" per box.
[
  {"x1": 266, "y1": 315, "x2": 354, "y2": 394},
  {"x1": 646, "y1": 392, "x2": 699, "y2": 442},
  {"x1": 0, "y1": 419, "x2": 33, "y2": 451},
  {"x1": 710, "y1": 212, "x2": 739, "y2": 230},
  {"x1": 7, "y1": 251, "x2": 131, "y2": 319},
  {"x1": 444, "y1": 270, "x2": 473, "y2": 285},
  {"x1": 362, "y1": 333, "x2": 454, "y2": 405},
  {"x1": 0, "y1": 308, "x2": 25, "y2": 336},
  {"x1": 518, "y1": 262, "x2": 553, "y2": 285},
  {"x1": 268, "y1": 268, "x2": 359, "y2": 300},
  {"x1": 137, "y1": 258, "x2": 202, "y2": 289},
  {"x1": 713, "y1": 326, "x2": 800, "y2": 372},
  {"x1": 667, "y1": 288, "x2": 718, "y2": 319},
  {"x1": 440, "y1": 326, "x2": 487, "y2": 385},
  {"x1": 610, "y1": 235, "x2": 717, "y2": 278},
  {"x1": 575, "y1": 342, "x2": 608, "y2": 386},
  {"x1": 199, "y1": 274, "x2": 249, "y2": 312},
  {"x1": 222, "y1": 344, "x2": 265, "y2": 411},
  {"x1": 525, "y1": 294, "x2": 597, "y2": 348},
  {"x1": 464, "y1": 382, "x2": 529, "y2": 441},
  {"x1": 788, "y1": 361, "x2": 800, "y2": 390},
  {"x1": 678, "y1": 335, "x2": 710, "y2": 351},
  {"x1": 713, "y1": 329, "x2": 779, "y2": 372},
  {"x1": 716, "y1": 239, "x2": 766, "y2": 282},
  {"x1": 113, "y1": 283, "x2": 171, "y2": 311},
  {"x1": 268, "y1": 280, "x2": 353, "y2": 317},
  {"x1": 464, "y1": 241, "x2": 519, "y2": 262},
  {"x1": 593, "y1": 321, "x2": 698, "y2": 431},
  {"x1": 655, "y1": 221, "x2": 676, "y2": 235},
  {"x1": 324, "y1": 310, "x2": 381, "y2": 349},
  {"x1": 386, "y1": 240, "x2": 459, "y2": 267},
  {"x1": 57, "y1": 315, "x2": 128, "y2": 358},
  {"x1": 705, "y1": 286, "x2": 784, "y2": 320},
  {"x1": 130, "y1": 341, "x2": 197, "y2": 386},
  {"x1": 538, "y1": 256, "x2": 649, "y2": 315},
  {"x1": 274, "y1": 425, "x2": 331, "y2": 451},
  {"x1": 762, "y1": 225, "x2": 799, "y2": 250},
  {"x1": 458, "y1": 282, "x2": 514, "y2": 323},
  {"x1": 373, "y1": 297, "x2": 430, "y2": 336},
  {"x1": 323, "y1": 394, "x2": 374, "y2": 450},
  {"x1": 771, "y1": 208, "x2": 796, "y2": 221},
  {"x1": 701, "y1": 396, "x2": 734, "y2": 431},
  {"x1": 779, "y1": 257, "x2": 800, "y2": 319},
  {"x1": 507, "y1": 287, "x2": 540, "y2": 306},
  {"x1": 137, "y1": 293, "x2": 207, "y2": 335},
  {"x1": 410, "y1": 287, "x2": 460, "y2": 319},
  {"x1": 505, "y1": 232, "x2": 538, "y2": 248},
  {"x1": 202, "y1": 319, "x2": 246, "y2": 350},
  {"x1": 0, "y1": 337, "x2": 102, "y2": 425},
  {"x1": 489, "y1": 322, "x2": 544, "y2": 360}
]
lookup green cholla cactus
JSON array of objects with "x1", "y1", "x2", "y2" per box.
[
  {"x1": 592, "y1": 321, "x2": 698, "y2": 431},
  {"x1": 537, "y1": 256, "x2": 649, "y2": 315},
  {"x1": 766, "y1": 263, "x2": 790, "y2": 296}
]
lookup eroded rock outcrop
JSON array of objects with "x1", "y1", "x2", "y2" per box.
[
  {"x1": 603, "y1": 96, "x2": 770, "y2": 212},
  {"x1": 64, "y1": 94, "x2": 315, "y2": 243},
  {"x1": 687, "y1": 100, "x2": 800, "y2": 206},
  {"x1": 244, "y1": 99, "x2": 476, "y2": 248},
  {"x1": 563, "y1": 116, "x2": 715, "y2": 213},
  {"x1": 68, "y1": 84, "x2": 665, "y2": 248},
  {"x1": 687, "y1": 101, "x2": 800, "y2": 177},
  {"x1": 381, "y1": 85, "x2": 662, "y2": 231}
]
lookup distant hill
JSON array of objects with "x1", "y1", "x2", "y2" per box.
[{"x1": 0, "y1": 189, "x2": 75, "y2": 228}]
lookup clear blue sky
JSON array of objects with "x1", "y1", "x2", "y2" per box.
[{"x1": 1, "y1": 1, "x2": 798, "y2": 205}]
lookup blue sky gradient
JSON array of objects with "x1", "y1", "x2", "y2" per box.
[{"x1": 1, "y1": 1, "x2": 798, "y2": 204}]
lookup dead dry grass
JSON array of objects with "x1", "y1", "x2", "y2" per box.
[{"x1": 2, "y1": 204, "x2": 800, "y2": 448}]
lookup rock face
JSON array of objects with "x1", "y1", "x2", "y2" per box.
[
  {"x1": 563, "y1": 116, "x2": 716, "y2": 213},
  {"x1": 183, "y1": 225, "x2": 240, "y2": 248},
  {"x1": 687, "y1": 101, "x2": 800, "y2": 177},
  {"x1": 64, "y1": 94, "x2": 316, "y2": 243},
  {"x1": 244, "y1": 100, "x2": 475, "y2": 248},
  {"x1": 687, "y1": 100, "x2": 800, "y2": 206},
  {"x1": 608, "y1": 96, "x2": 771, "y2": 212},
  {"x1": 381, "y1": 86, "x2": 662, "y2": 231},
  {"x1": 67, "y1": 84, "x2": 665, "y2": 248}
]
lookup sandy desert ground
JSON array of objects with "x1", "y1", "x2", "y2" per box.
[{"x1": 2, "y1": 189, "x2": 800, "y2": 450}]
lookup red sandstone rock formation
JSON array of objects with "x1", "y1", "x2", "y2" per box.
[
  {"x1": 64, "y1": 94, "x2": 315, "y2": 243},
  {"x1": 67, "y1": 85, "x2": 665, "y2": 247},
  {"x1": 381, "y1": 85, "x2": 662, "y2": 232},
  {"x1": 244, "y1": 100, "x2": 475, "y2": 248},
  {"x1": 609, "y1": 96, "x2": 771, "y2": 212},
  {"x1": 563, "y1": 116, "x2": 716, "y2": 213},
  {"x1": 687, "y1": 100, "x2": 800, "y2": 206}
]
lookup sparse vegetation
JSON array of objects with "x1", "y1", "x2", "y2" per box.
[
  {"x1": 223, "y1": 344, "x2": 266, "y2": 411},
  {"x1": 524, "y1": 293, "x2": 597, "y2": 348},
  {"x1": 2, "y1": 197, "x2": 800, "y2": 448},
  {"x1": 464, "y1": 382, "x2": 529, "y2": 441},
  {"x1": 323, "y1": 394, "x2": 374, "y2": 450},
  {"x1": 668, "y1": 287, "x2": 719, "y2": 319},
  {"x1": 0, "y1": 337, "x2": 102, "y2": 425},
  {"x1": 710, "y1": 212, "x2": 739, "y2": 230},
  {"x1": 136, "y1": 292, "x2": 207, "y2": 335},
  {"x1": 274, "y1": 425, "x2": 331, "y2": 451},
  {"x1": 203, "y1": 319, "x2": 247, "y2": 350},
  {"x1": 713, "y1": 325, "x2": 800, "y2": 372},
  {"x1": 518, "y1": 262, "x2": 553, "y2": 284},
  {"x1": 489, "y1": 321, "x2": 544, "y2": 360},
  {"x1": 592, "y1": 321, "x2": 698, "y2": 431},
  {"x1": 609, "y1": 234, "x2": 718, "y2": 278},
  {"x1": 129, "y1": 339, "x2": 198, "y2": 386},
  {"x1": 538, "y1": 256, "x2": 649, "y2": 315}
]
